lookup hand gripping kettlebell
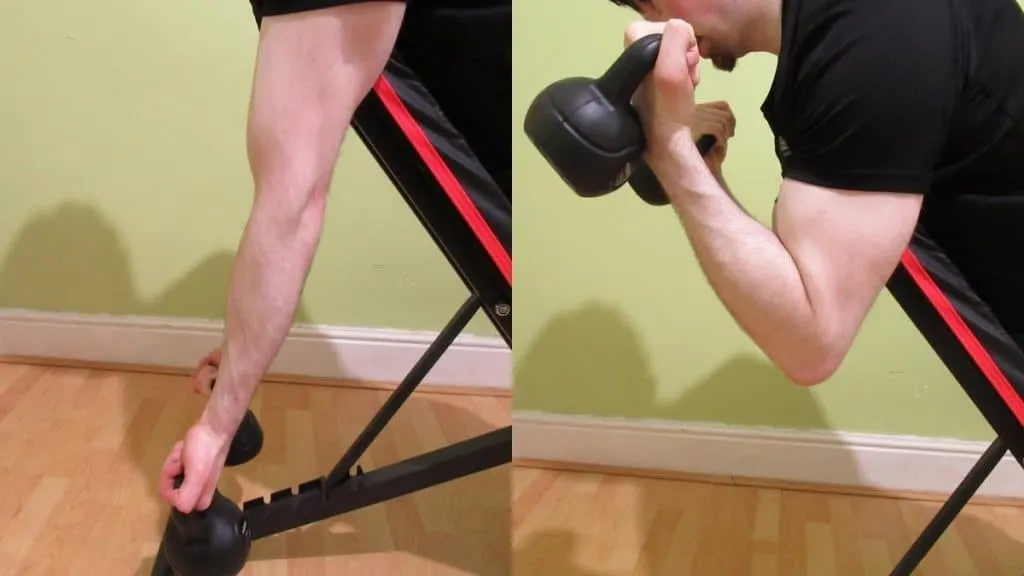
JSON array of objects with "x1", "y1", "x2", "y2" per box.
[
  {"x1": 161, "y1": 475, "x2": 252, "y2": 576},
  {"x1": 523, "y1": 33, "x2": 715, "y2": 205}
]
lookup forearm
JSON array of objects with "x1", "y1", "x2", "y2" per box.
[
  {"x1": 711, "y1": 167, "x2": 744, "y2": 211},
  {"x1": 200, "y1": 189, "x2": 327, "y2": 437},
  {"x1": 664, "y1": 156, "x2": 829, "y2": 383}
]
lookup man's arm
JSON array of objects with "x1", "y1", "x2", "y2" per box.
[
  {"x1": 200, "y1": 3, "x2": 406, "y2": 440},
  {"x1": 658, "y1": 2, "x2": 957, "y2": 385},
  {"x1": 665, "y1": 155, "x2": 921, "y2": 385}
]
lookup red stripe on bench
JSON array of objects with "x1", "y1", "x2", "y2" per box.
[
  {"x1": 373, "y1": 76, "x2": 512, "y2": 285},
  {"x1": 901, "y1": 248, "x2": 1024, "y2": 424}
]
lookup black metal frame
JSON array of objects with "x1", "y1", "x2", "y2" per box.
[
  {"x1": 884, "y1": 234, "x2": 1024, "y2": 575},
  {"x1": 241, "y1": 294, "x2": 511, "y2": 541},
  {"x1": 152, "y1": 55, "x2": 511, "y2": 573},
  {"x1": 889, "y1": 437, "x2": 1008, "y2": 575}
]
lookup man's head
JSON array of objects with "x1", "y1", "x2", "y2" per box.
[{"x1": 610, "y1": 0, "x2": 769, "y2": 72}]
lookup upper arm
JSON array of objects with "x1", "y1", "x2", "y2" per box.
[
  {"x1": 769, "y1": 3, "x2": 959, "y2": 349},
  {"x1": 247, "y1": 3, "x2": 406, "y2": 185},
  {"x1": 773, "y1": 180, "x2": 921, "y2": 355}
]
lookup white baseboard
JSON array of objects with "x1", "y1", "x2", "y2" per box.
[
  {"x1": 0, "y1": 309, "x2": 510, "y2": 390},
  {"x1": 513, "y1": 412, "x2": 1024, "y2": 499}
]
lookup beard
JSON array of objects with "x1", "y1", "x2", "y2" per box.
[{"x1": 711, "y1": 55, "x2": 738, "y2": 72}]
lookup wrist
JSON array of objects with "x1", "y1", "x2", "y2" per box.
[
  {"x1": 198, "y1": 410, "x2": 238, "y2": 445},
  {"x1": 710, "y1": 164, "x2": 727, "y2": 188},
  {"x1": 655, "y1": 139, "x2": 719, "y2": 200},
  {"x1": 199, "y1": 383, "x2": 249, "y2": 442}
]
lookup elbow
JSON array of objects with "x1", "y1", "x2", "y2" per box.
[
  {"x1": 775, "y1": 343, "x2": 846, "y2": 387},
  {"x1": 784, "y1": 362, "x2": 837, "y2": 387}
]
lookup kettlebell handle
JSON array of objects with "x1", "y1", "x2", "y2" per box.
[
  {"x1": 597, "y1": 33, "x2": 663, "y2": 104},
  {"x1": 169, "y1": 474, "x2": 218, "y2": 539}
]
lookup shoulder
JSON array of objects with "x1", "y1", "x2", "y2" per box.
[
  {"x1": 764, "y1": 0, "x2": 963, "y2": 193},
  {"x1": 783, "y1": 0, "x2": 960, "y2": 85}
]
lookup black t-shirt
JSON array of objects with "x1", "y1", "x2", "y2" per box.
[
  {"x1": 762, "y1": 0, "x2": 1024, "y2": 334},
  {"x1": 763, "y1": 0, "x2": 1024, "y2": 196}
]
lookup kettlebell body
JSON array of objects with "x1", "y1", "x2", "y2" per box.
[
  {"x1": 524, "y1": 75, "x2": 648, "y2": 196},
  {"x1": 163, "y1": 479, "x2": 252, "y2": 576},
  {"x1": 226, "y1": 409, "x2": 263, "y2": 467},
  {"x1": 524, "y1": 33, "x2": 715, "y2": 205}
]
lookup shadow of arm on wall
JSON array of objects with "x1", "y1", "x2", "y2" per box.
[
  {"x1": 513, "y1": 300, "x2": 833, "y2": 430},
  {"x1": 512, "y1": 301, "x2": 1024, "y2": 574},
  {"x1": 0, "y1": 202, "x2": 140, "y2": 313},
  {"x1": 0, "y1": 202, "x2": 507, "y2": 575}
]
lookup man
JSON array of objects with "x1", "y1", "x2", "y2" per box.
[
  {"x1": 157, "y1": 0, "x2": 408, "y2": 515},
  {"x1": 615, "y1": 0, "x2": 1024, "y2": 385}
]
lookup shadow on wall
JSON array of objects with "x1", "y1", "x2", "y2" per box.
[
  {"x1": 0, "y1": 201, "x2": 509, "y2": 575},
  {"x1": 512, "y1": 302, "x2": 1023, "y2": 574}
]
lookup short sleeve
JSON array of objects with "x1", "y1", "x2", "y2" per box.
[{"x1": 778, "y1": 5, "x2": 959, "y2": 194}]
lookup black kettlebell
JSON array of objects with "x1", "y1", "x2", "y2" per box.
[
  {"x1": 523, "y1": 33, "x2": 715, "y2": 206},
  {"x1": 162, "y1": 475, "x2": 252, "y2": 576},
  {"x1": 226, "y1": 409, "x2": 263, "y2": 467}
]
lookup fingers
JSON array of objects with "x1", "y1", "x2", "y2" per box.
[
  {"x1": 702, "y1": 100, "x2": 732, "y2": 115},
  {"x1": 195, "y1": 348, "x2": 222, "y2": 372},
  {"x1": 195, "y1": 349, "x2": 218, "y2": 372},
  {"x1": 159, "y1": 419, "x2": 233, "y2": 515},
  {"x1": 653, "y1": 19, "x2": 698, "y2": 92},
  {"x1": 171, "y1": 444, "x2": 212, "y2": 514},
  {"x1": 622, "y1": 18, "x2": 699, "y2": 107},
  {"x1": 192, "y1": 365, "x2": 217, "y2": 395},
  {"x1": 694, "y1": 101, "x2": 736, "y2": 138},
  {"x1": 158, "y1": 441, "x2": 184, "y2": 504},
  {"x1": 693, "y1": 111, "x2": 728, "y2": 142},
  {"x1": 623, "y1": 20, "x2": 664, "y2": 48},
  {"x1": 191, "y1": 347, "x2": 222, "y2": 395}
]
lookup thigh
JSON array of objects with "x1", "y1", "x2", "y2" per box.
[{"x1": 245, "y1": 1, "x2": 407, "y2": 190}]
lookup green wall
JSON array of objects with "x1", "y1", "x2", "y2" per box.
[
  {"x1": 512, "y1": 0, "x2": 995, "y2": 441},
  {"x1": 0, "y1": 1, "x2": 1011, "y2": 441},
  {"x1": 0, "y1": 1, "x2": 493, "y2": 336}
]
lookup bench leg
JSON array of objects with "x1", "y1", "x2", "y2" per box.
[{"x1": 890, "y1": 436, "x2": 1008, "y2": 575}]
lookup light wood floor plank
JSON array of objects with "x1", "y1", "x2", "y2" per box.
[
  {"x1": 6, "y1": 361, "x2": 1024, "y2": 575},
  {"x1": 0, "y1": 363, "x2": 510, "y2": 575},
  {"x1": 512, "y1": 466, "x2": 1024, "y2": 575}
]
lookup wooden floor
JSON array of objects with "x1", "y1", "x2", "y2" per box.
[
  {"x1": 0, "y1": 362, "x2": 511, "y2": 575},
  {"x1": 5, "y1": 362, "x2": 1024, "y2": 575},
  {"x1": 512, "y1": 466, "x2": 1024, "y2": 576}
]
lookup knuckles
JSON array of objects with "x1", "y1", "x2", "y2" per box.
[
  {"x1": 624, "y1": 18, "x2": 695, "y2": 47},
  {"x1": 664, "y1": 18, "x2": 695, "y2": 39},
  {"x1": 623, "y1": 20, "x2": 662, "y2": 47}
]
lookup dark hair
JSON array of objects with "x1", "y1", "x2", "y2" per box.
[{"x1": 608, "y1": 0, "x2": 647, "y2": 10}]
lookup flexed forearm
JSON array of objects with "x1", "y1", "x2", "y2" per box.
[
  {"x1": 200, "y1": 188, "x2": 327, "y2": 439},
  {"x1": 662, "y1": 154, "x2": 827, "y2": 383},
  {"x1": 194, "y1": 5, "x2": 405, "y2": 441}
]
